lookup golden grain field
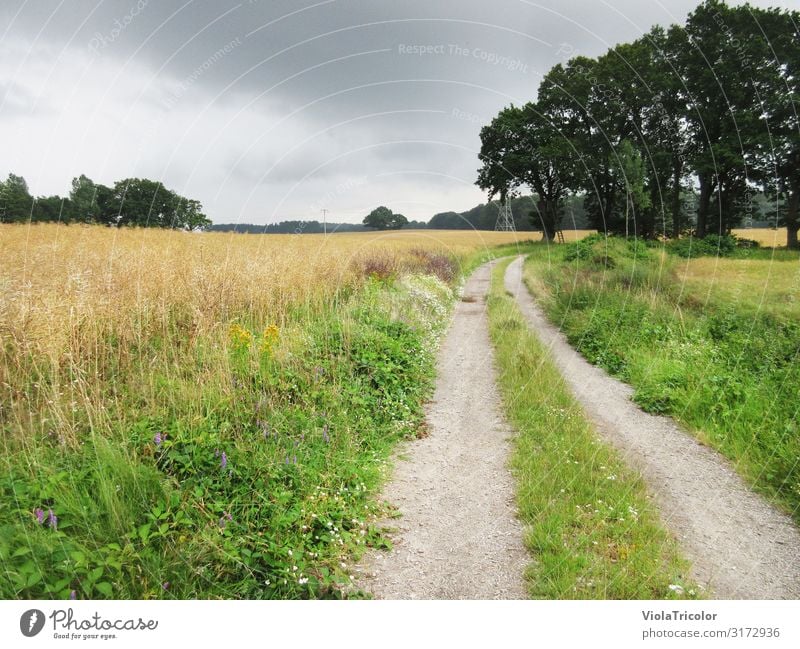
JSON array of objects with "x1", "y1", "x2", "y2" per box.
[
  {"x1": 732, "y1": 227, "x2": 788, "y2": 247},
  {"x1": 0, "y1": 224, "x2": 531, "y2": 359}
]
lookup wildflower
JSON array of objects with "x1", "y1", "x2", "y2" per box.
[
  {"x1": 322, "y1": 424, "x2": 329, "y2": 444},
  {"x1": 293, "y1": 455, "x2": 297, "y2": 464},
  {"x1": 162, "y1": 582, "x2": 170, "y2": 590},
  {"x1": 69, "y1": 590, "x2": 76, "y2": 600},
  {"x1": 298, "y1": 577, "x2": 308, "y2": 585},
  {"x1": 48, "y1": 509, "x2": 58, "y2": 530},
  {"x1": 34, "y1": 508, "x2": 44, "y2": 524},
  {"x1": 229, "y1": 323, "x2": 253, "y2": 349},
  {"x1": 219, "y1": 511, "x2": 233, "y2": 529},
  {"x1": 220, "y1": 452, "x2": 227, "y2": 470},
  {"x1": 259, "y1": 324, "x2": 280, "y2": 355},
  {"x1": 668, "y1": 584, "x2": 685, "y2": 594},
  {"x1": 154, "y1": 432, "x2": 163, "y2": 447}
]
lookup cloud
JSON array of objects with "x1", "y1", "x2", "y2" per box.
[{"x1": 1, "y1": 0, "x2": 793, "y2": 223}]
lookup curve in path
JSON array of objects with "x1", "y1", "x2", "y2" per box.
[
  {"x1": 506, "y1": 255, "x2": 800, "y2": 599},
  {"x1": 356, "y1": 260, "x2": 528, "y2": 599}
]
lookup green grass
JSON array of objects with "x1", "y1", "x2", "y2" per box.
[
  {"x1": 0, "y1": 273, "x2": 456, "y2": 599},
  {"x1": 487, "y1": 257, "x2": 696, "y2": 599},
  {"x1": 523, "y1": 236, "x2": 800, "y2": 522}
]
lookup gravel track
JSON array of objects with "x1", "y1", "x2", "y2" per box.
[
  {"x1": 505, "y1": 255, "x2": 800, "y2": 599},
  {"x1": 355, "y1": 261, "x2": 528, "y2": 599}
]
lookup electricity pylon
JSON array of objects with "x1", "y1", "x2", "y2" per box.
[{"x1": 494, "y1": 199, "x2": 515, "y2": 232}]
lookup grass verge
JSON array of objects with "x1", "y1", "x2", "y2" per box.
[
  {"x1": 487, "y1": 257, "x2": 697, "y2": 599},
  {"x1": 0, "y1": 272, "x2": 455, "y2": 599},
  {"x1": 523, "y1": 236, "x2": 800, "y2": 521}
]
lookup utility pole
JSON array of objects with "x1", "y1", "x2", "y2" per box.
[{"x1": 321, "y1": 209, "x2": 328, "y2": 236}]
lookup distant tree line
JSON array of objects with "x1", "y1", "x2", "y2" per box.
[
  {"x1": 429, "y1": 194, "x2": 589, "y2": 231},
  {"x1": 209, "y1": 217, "x2": 428, "y2": 234},
  {"x1": 0, "y1": 173, "x2": 210, "y2": 230},
  {"x1": 477, "y1": 0, "x2": 800, "y2": 247}
]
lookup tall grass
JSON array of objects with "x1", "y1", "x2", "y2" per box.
[{"x1": 0, "y1": 223, "x2": 528, "y2": 599}]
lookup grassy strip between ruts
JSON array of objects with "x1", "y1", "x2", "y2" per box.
[{"x1": 487, "y1": 257, "x2": 698, "y2": 599}]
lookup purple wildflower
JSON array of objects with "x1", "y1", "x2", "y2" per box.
[
  {"x1": 162, "y1": 581, "x2": 170, "y2": 590},
  {"x1": 220, "y1": 452, "x2": 227, "y2": 470},
  {"x1": 47, "y1": 509, "x2": 57, "y2": 530},
  {"x1": 69, "y1": 590, "x2": 76, "y2": 600},
  {"x1": 219, "y1": 511, "x2": 233, "y2": 529},
  {"x1": 293, "y1": 455, "x2": 297, "y2": 465},
  {"x1": 34, "y1": 508, "x2": 45, "y2": 524},
  {"x1": 322, "y1": 424, "x2": 329, "y2": 444},
  {"x1": 154, "y1": 432, "x2": 163, "y2": 447}
]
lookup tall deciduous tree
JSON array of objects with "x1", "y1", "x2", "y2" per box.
[
  {"x1": 362, "y1": 206, "x2": 407, "y2": 230},
  {"x1": 0, "y1": 174, "x2": 34, "y2": 222},
  {"x1": 477, "y1": 102, "x2": 575, "y2": 239}
]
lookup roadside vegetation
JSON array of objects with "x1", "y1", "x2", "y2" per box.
[
  {"x1": 0, "y1": 223, "x2": 530, "y2": 599},
  {"x1": 487, "y1": 258, "x2": 696, "y2": 599},
  {"x1": 523, "y1": 236, "x2": 800, "y2": 521}
]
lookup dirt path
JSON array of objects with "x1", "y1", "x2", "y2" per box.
[
  {"x1": 355, "y1": 261, "x2": 528, "y2": 599},
  {"x1": 505, "y1": 256, "x2": 800, "y2": 599}
]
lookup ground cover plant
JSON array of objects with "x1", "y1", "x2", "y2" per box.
[{"x1": 523, "y1": 236, "x2": 800, "y2": 521}]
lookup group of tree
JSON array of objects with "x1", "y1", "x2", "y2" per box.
[
  {"x1": 0, "y1": 173, "x2": 210, "y2": 230},
  {"x1": 429, "y1": 194, "x2": 589, "y2": 230},
  {"x1": 362, "y1": 206, "x2": 409, "y2": 230},
  {"x1": 477, "y1": 0, "x2": 800, "y2": 247}
]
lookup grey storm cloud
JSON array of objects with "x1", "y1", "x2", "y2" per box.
[{"x1": 1, "y1": 0, "x2": 794, "y2": 224}]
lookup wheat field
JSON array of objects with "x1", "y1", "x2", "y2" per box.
[{"x1": 0, "y1": 225, "x2": 530, "y2": 356}]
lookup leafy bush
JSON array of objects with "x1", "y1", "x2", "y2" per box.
[{"x1": 667, "y1": 234, "x2": 741, "y2": 258}]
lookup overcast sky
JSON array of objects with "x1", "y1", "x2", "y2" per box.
[{"x1": 0, "y1": 0, "x2": 795, "y2": 224}]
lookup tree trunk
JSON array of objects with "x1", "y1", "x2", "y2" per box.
[
  {"x1": 538, "y1": 199, "x2": 557, "y2": 241},
  {"x1": 787, "y1": 183, "x2": 799, "y2": 250},
  {"x1": 696, "y1": 175, "x2": 713, "y2": 239},
  {"x1": 671, "y1": 160, "x2": 683, "y2": 239}
]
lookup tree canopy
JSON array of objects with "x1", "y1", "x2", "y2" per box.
[
  {"x1": 363, "y1": 206, "x2": 409, "y2": 230},
  {"x1": 0, "y1": 173, "x2": 210, "y2": 230},
  {"x1": 476, "y1": 0, "x2": 800, "y2": 247}
]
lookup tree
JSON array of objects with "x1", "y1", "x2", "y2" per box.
[
  {"x1": 33, "y1": 196, "x2": 71, "y2": 222},
  {"x1": 0, "y1": 174, "x2": 34, "y2": 222},
  {"x1": 105, "y1": 178, "x2": 208, "y2": 229},
  {"x1": 68, "y1": 174, "x2": 112, "y2": 223},
  {"x1": 477, "y1": 102, "x2": 575, "y2": 239},
  {"x1": 669, "y1": 0, "x2": 763, "y2": 237},
  {"x1": 363, "y1": 206, "x2": 407, "y2": 230},
  {"x1": 390, "y1": 212, "x2": 408, "y2": 229},
  {"x1": 175, "y1": 197, "x2": 211, "y2": 230},
  {"x1": 646, "y1": 26, "x2": 691, "y2": 238},
  {"x1": 746, "y1": 6, "x2": 800, "y2": 248},
  {"x1": 617, "y1": 139, "x2": 652, "y2": 238},
  {"x1": 107, "y1": 178, "x2": 172, "y2": 227}
]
